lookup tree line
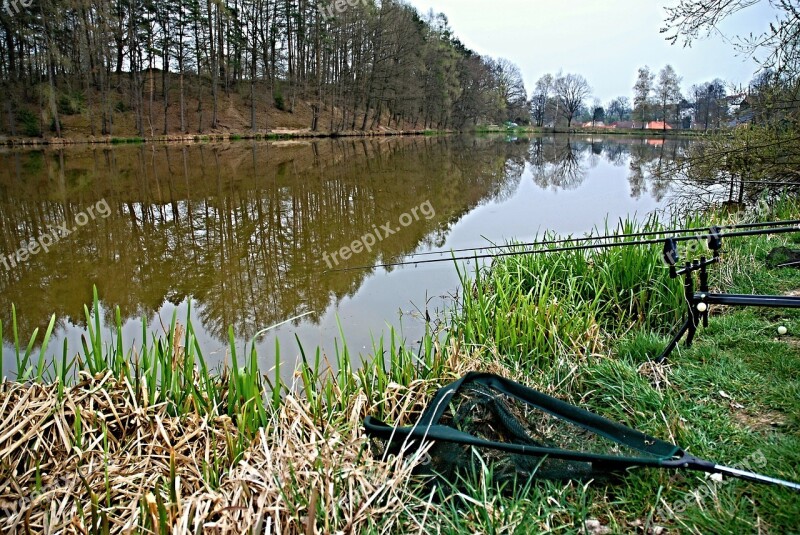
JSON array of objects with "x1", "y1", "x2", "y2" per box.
[
  {"x1": 527, "y1": 64, "x2": 767, "y2": 131},
  {"x1": 0, "y1": 0, "x2": 530, "y2": 137},
  {"x1": 529, "y1": 1, "x2": 799, "y2": 133},
  {"x1": 1, "y1": 0, "x2": 796, "y2": 138}
]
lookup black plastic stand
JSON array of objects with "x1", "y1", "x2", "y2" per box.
[{"x1": 656, "y1": 228, "x2": 800, "y2": 364}]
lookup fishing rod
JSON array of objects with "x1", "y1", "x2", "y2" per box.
[
  {"x1": 644, "y1": 177, "x2": 800, "y2": 188},
  {"x1": 327, "y1": 222, "x2": 800, "y2": 273},
  {"x1": 400, "y1": 219, "x2": 800, "y2": 260}
]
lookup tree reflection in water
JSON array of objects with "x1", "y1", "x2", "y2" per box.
[
  {"x1": 0, "y1": 135, "x2": 712, "y2": 350},
  {"x1": 0, "y1": 137, "x2": 527, "y2": 341}
]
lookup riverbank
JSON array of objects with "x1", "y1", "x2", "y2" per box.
[
  {"x1": 0, "y1": 125, "x2": 707, "y2": 147},
  {"x1": 0, "y1": 128, "x2": 452, "y2": 147},
  {"x1": 0, "y1": 128, "x2": 712, "y2": 147},
  {"x1": 0, "y1": 84, "x2": 455, "y2": 147},
  {"x1": 480, "y1": 125, "x2": 715, "y2": 138},
  {"x1": 1, "y1": 199, "x2": 798, "y2": 533}
]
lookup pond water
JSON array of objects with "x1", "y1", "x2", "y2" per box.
[{"x1": 0, "y1": 135, "x2": 691, "y2": 374}]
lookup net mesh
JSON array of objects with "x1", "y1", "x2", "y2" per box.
[{"x1": 374, "y1": 377, "x2": 667, "y2": 486}]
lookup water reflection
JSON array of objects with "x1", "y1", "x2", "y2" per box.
[
  {"x1": 523, "y1": 136, "x2": 694, "y2": 197},
  {"x1": 0, "y1": 137, "x2": 530, "y2": 340},
  {"x1": 528, "y1": 137, "x2": 588, "y2": 190},
  {"x1": 0, "y1": 135, "x2": 697, "y2": 360}
]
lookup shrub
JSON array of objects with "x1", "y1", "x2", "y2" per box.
[
  {"x1": 273, "y1": 92, "x2": 286, "y2": 111},
  {"x1": 58, "y1": 91, "x2": 85, "y2": 115},
  {"x1": 18, "y1": 109, "x2": 41, "y2": 137}
]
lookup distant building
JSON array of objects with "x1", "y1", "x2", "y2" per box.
[
  {"x1": 726, "y1": 93, "x2": 748, "y2": 109},
  {"x1": 728, "y1": 110, "x2": 755, "y2": 127},
  {"x1": 645, "y1": 121, "x2": 672, "y2": 130},
  {"x1": 727, "y1": 94, "x2": 753, "y2": 127},
  {"x1": 582, "y1": 121, "x2": 609, "y2": 128},
  {"x1": 611, "y1": 121, "x2": 638, "y2": 129}
]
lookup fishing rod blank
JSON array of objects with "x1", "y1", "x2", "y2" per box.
[
  {"x1": 400, "y1": 219, "x2": 800, "y2": 260},
  {"x1": 645, "y1": 177, "x2": 800, "y2": 188},
  {"x1": 329, "y1": 224, "x2": 800, "y2": 273}
]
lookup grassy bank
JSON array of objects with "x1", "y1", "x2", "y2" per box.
[
  {"x1": 448, "y1": 199, "x2": 800, "y2": 533},
  {"x1": 1, "y1": 128, "x2": 450, "y2": 147},
  {"x1": 1, "y1": 201, "x2": 799, "y2": 533}
]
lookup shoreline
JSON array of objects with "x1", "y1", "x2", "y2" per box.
[
  {"x1": 0, "y1": 126, "x2": 717, "y2": 147},
  {"x1": 0, "y1": 128, "x2": 453, "y2": 147}
]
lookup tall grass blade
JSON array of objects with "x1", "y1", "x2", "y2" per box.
[{"x1": 36, "y1": 314, "x2": 56, "y2": 380}]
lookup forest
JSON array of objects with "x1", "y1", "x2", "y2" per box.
[
  {"x1": 0, "y1": 0, "x2": 798, "y2": 146},
  {"x1": 2, "y1": 0, "x2": 798, "y2": 140},
  {"x1": 0, "y1": 0, "x2": 530, "y2": 137}
]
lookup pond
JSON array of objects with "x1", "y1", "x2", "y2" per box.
[{"x1": 0, "y1": 134, "x2": 692, "y2": 374}]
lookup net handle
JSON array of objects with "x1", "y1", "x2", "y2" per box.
[{"x1": 363, "y1": 416, "x2": 667, "y2": 469}]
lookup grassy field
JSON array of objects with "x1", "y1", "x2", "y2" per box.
[{"x1": 0, "y1": 200, "x2": 798, "y2": 533}]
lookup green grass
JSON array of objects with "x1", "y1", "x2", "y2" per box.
[
  {"x1": 6, "y1": 290, "x2": 448, "y2": 439},
  {"x1": 454, "y1": 215, "x2": 687, "y2": 368},
  {"x1": 442, "y1": 197, "x2": 800, "y2": 533}
]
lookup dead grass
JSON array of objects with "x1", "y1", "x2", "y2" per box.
[
  {"x1": 732, "y1": 409, "x2": 788, "y2": 432},
  {"x1": 0, "y1": 370, "x2": 441, "y2": 534}
]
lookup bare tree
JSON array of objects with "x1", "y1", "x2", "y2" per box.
[
  {"x1": 495, "y1": 58, "x2": 529, "y2": 123},
  {"x1": 663, "y1": 0, "x2": 800, "y2": 79},
  {"x1": 529, "y1": 73, "x2": 553, "y2": 127},
  {"x1": 607, "y1": 96, "x2": 631, "y2": 122},
  {"x1": 633, "y1": 66, "x2": 655, "y2": 127},
  {"x1": 656, "y1": 64, "x2": 683, "y2": 129},
  {"x1": 554, "y1": 73, "x2": 591, "y2": 127}
]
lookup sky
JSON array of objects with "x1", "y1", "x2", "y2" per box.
[{"x1": 404, "y1": 0, "x2": 779, "y2": 104}]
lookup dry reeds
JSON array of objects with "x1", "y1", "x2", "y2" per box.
[
  {"x1": 0, "y1": 291, "x2": 459, "y2": 533},
  {"x1": 0, "y1": 369, "x2": 441, "y2": 534}
]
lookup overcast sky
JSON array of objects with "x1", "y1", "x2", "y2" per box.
[{"x1": 404, "y1": 0, "x2": 778, "y2": 103}]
